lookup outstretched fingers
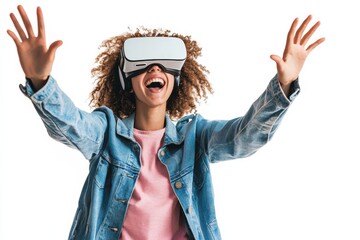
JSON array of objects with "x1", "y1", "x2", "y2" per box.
[
  {"x1": 283, "y1": 17, "x2": 298, "y2": 59},
  {"x1": 17, "y1": 5, "x2": 35, "y2": 38},
  {"x1": 8, "y1": 12, "x2": 26, "y2": 44},
  {"x1": 19, "y1": 5, "x2": 36, "y2": 38},
  {"x1": 293, "y1": 15, "x2": 325, "y2": 52},
  {"x1": 301, "y1": 21, "x2": 321, "y2": 47},
  {"x1": 7, "y1": 5, "x2": 39, "y2": 45},
  {"x1": 287, "y1": 18, "x2": 299, "y2": 44},
  {"x1": 36, "y1": 7, "x2": 46, "y2": 39},
  {"x1": 294, "y1": 15, "x2": 312, "y2": 44},
  {"x1": 306, "y1": 37, "x2": 326, "y2": 53},
  {"x1": 286, "y1": 15, "x2": 325, "y2": 54}
]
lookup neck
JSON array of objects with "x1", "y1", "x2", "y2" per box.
[{"x1": 134, "y1": 105, "x2": 166, "y2": 131}]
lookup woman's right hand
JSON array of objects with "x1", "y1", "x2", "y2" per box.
[{"x1": 7, "y1": 5, "x2": 62, "y2": 90}]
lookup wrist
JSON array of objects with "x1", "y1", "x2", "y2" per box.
[
  {"x1": 26, "y1": 75, "x2": 49, "y2": 91},
  {"x1": 279, "y1": 81, "x2": 291, "y2": 98}
]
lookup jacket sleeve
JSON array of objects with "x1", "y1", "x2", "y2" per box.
[
  {"x1": 19, "y1": 76, "x2": 108, "y2": 160},
  {"x1": 196, "y1": 75, "x2": 300, "y2": 162}
]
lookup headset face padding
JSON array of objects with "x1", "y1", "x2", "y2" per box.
[{"x1": 119, "y1": 64, "x2": 181, "y2": 91}]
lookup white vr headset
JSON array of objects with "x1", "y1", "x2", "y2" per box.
[{"x1": 118, "y1": 37, "x2": 187, "y2": 91}]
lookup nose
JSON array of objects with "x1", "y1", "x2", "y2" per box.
[{"x1": 147, "y1": 64, "x2": 163, "y2": 73}]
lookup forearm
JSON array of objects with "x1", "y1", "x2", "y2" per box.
[
  {"x1": 20, "y1": 76, "x2": 106, "y2": 159},
  {"x1": 199, "y1": 75, "x2": 300, "y2": 162}
]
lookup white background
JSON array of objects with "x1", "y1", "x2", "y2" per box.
[{"x1": 1, "y1": 0, "x2": 359, "y2": 239}]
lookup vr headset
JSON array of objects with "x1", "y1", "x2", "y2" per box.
[{"x1": 118, "y1": 37, "x2": 187, "y2": 91}]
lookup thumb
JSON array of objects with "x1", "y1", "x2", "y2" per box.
[
  {"x1": 270, "y1": 54, "x2": 285, "y2": 73},
  {"x1": 270, "y1": 54, "x2": 282, "y2": 65},
  {"x1": 48, "y1": 40, "x2": 63, "y2": 57}
]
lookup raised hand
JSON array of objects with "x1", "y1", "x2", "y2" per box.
[
  {"x1": 270, "y1": 15, "x2": 325, "y2": 96},
  {"x1": 7, "y1": 5, "x2": 62, "y2": 90}
]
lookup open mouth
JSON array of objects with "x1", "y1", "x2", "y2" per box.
[{"x1": 145, "y1": 78, "x2": 165, "y2": 89}]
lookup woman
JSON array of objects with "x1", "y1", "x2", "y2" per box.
[{"x1": 7, "y1": 5, "x2": 325, "y2": 239}]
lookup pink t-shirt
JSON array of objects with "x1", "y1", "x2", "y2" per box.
[{"x1": 120, "y1": 128, "x2": 188, "y2": 240}]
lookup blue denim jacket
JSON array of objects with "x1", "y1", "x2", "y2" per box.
[{"x1": 20, "y1": 75, "x2": 299, "y2": 240}]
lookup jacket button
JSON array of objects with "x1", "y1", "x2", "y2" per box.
[
  {"x1": 175, "y1": 181, "x2": 182, "y2": 189},
  {"x1": 110, "y1": 227, "x2": 119, "y2": 232},
  {"x1": 187, "y1": 207, "x2": 192, "y2": 214},
  {"x1": 160, "y1": 151, "x2": 166, "y2": 156},
  {"x1": 115, "y1": 198, "x2": 127, "y2": 203}
]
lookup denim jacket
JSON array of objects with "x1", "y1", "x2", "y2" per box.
[{"x1": 20, "y1": 75, "x2": 299, "y2": 240}]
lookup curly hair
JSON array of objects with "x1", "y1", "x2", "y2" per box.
[{"x1": 89, "y1": 27, "x2": 213, "y2": 121}]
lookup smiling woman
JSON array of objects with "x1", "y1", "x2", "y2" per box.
[
  {"x1": 2, "y1": 3, "x2": 336, "y2": 240},
  {"x1": 90, "y1": 28, "x2": 213, "y2": 121},
  {"x1": 130, "y1": 65, "x2": 177, "y2": 131}
]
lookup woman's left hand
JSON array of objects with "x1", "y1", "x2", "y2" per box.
[{"x1": 270, "y1": 15, "x2": 325, "y2": 96}]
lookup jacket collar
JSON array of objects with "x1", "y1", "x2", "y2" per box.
[{"x1": 117, "y1": 113, "x2": 184, "y2": 145}]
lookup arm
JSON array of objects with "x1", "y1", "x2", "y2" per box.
[
  {"x1": 198, "y1": 16, "x2": 325, "y2": 162},
  {"x1": 270, "y1": 15, "x2": 325, "y2": 97},
  {"x1": 21, "y1": 76, "x2": 108, "y2": 160},
  {"x1": 197, "y1": 75, "x2": 299, "y2": 162},
  {"x1": 8, "y1": 6, "x2": 105, "y2": 160}
]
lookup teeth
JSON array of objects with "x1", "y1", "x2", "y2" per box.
[{"x1": 145, "y1": 78, "x2": 165, "y2": 87}]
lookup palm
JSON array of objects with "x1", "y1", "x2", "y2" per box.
[
  {"x1": 16, "y1": 37, "x2": 50, "y2": 79},
  {"x1": 278, "y1": 44, "x2": 308, "y2": 85}
]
